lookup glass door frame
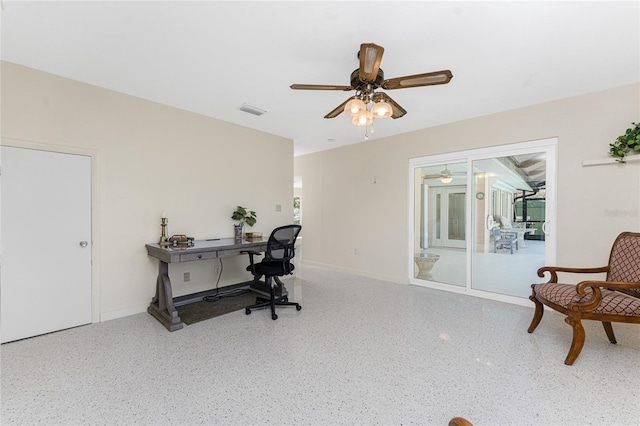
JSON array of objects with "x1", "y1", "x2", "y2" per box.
[{"x1": 408, "y1": 138, "x2": 557, "y2": 307}]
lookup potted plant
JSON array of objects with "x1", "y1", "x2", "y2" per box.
[
  {"x1": 609, "y1": 122, "x2": 640, "y2": 163},
  {"x1": 231, "y1": 206, "x2": 256, "y2": 239}
]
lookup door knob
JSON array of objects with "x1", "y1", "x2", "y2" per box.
[{"x1": 79, "y1": 241, "x2": 88, "y2": 247}]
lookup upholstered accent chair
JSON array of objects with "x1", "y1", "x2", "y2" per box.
[{"x1": 527, "y1": 232, "x2": 640, "y2": 365}]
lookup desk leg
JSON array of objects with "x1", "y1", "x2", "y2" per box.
[{"x1": 147, "y1": 261, "x2": 184, "y2": 331}]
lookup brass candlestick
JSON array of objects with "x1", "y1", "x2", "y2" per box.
[{"x1": 159, "y1": 217, "x2": 168, "y2": 245}]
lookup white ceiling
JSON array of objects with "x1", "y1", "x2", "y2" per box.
[{"x1": 2, "y1": 1, "x2": 638, "y2": 156}]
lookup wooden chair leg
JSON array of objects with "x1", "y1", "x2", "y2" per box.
[
  {"x1": 601, "y1": 321, "x2": 617, "y2": 344},
  {"x1": 564, "y1": 316, "x2": 586, "y2": 365},
  {"x1": 527, "y1": 295, "x2": 544, "y2": 333}
]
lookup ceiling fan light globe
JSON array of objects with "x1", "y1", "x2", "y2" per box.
[
  {"x1": 364, "y1": 111, "x2": 374, "y2": 125},
  {"x1": 371, "y1": 101, "x2": 392, "y2": 118},
  {"x1": 440, "y1": 177, "x2": 453, "y2": 184},
  {"x1": 344, "y1": 98, "x2": 366, "y2": 117},
  {"x1": 352, "y1": 112, "x2": 372, "y2": 127}
]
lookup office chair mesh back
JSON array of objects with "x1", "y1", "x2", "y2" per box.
[
  {"x1": 244, "y1": 224, "x2": 302, "y2": 320},
  {"x1": 267, "y1": 225, "x2": 301, "y2": 275}
]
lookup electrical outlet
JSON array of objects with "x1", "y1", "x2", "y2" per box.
[
  {"x1": 183, "y1": 272, "x2": 190, "y2": 282},
  {"x1": 275, "y1": 204, "x2": 282, "y2": 212},
  {"x1": 214, "y1": 266, "x2": 221, "y2": 276}
]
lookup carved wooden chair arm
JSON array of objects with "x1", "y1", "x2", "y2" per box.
[
  {"x1": 596, "y1": 281, "x2": 640, "y2": 292},
  {"x1": 568, "y1": 280, "x2": 640, "y2": 312},
  {"x1": 537, "y1": 265, "x2": 609, "y2": 283}
]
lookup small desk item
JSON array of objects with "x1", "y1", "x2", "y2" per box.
[{"x1": 145, "y1": 238, "x2": 267, "y2": 331}]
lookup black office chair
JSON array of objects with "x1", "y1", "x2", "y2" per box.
[{"x1": 242, "y1": 224, "x2": 302, "y2": 320}]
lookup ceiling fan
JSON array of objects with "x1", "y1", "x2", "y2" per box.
[
  {"x1": 422, "y1": 165, "x2": 466, "y2": 183},
  {"x1": 290, "y1": 43, "x2": 453, "y2": 123}
]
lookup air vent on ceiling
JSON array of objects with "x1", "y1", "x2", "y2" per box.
[{"x1": 237, "y1": 103, "x2": 267, "y2": 116}]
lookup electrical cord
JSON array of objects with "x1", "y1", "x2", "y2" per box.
[
  {"x1": 203, "y1": 258, "x2": 224, "y2": 302},
  {"x1": 202, "y1": 258, "x2": 251, "y2": 302},
  {"x1": 204, "y1": 288, "x2": 252, "y2": 303},
  {"x1": 215, "y1": 257, "x2": 223, "y2": 290},
  {"x1": 201, "y1": 258, "x2": 255, "y2": 302}
]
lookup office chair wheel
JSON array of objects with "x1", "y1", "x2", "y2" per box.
[
  {"x1": 282, "y1": 296, "x2": 288, "y2": 302},
  {"x1": 245, "y1": 308, "x2": 251, "y2": 315},
  {"x1": 272, "y1": 313, "x2": 278, "y2": 320},
  {"x1": 296, "y1": 304, "x2": 302, "y2": 311}
]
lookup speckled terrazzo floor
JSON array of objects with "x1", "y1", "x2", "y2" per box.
[{"x1": 1, "y1": 265, "x2": 639, "y2": 426}]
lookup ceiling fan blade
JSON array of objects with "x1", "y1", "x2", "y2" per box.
[
  {"x1": 359, "y1": 43, "x2": 384, "y2": 82},
  {"x1": 376, "y1": 92, "x2": 407, "y2": 119},
  {"x1": 381, "y1": 70, "x2": 453, "y2": 90},
  {"x1": 324, "y1": 97, "x2": 351, "y2": 119},
  {"x1": 290, "y1": 84, "x2": 353, "y2": 91},
  {"x1": 422, "y1": 175, "x2": 464, "y2": 180}
]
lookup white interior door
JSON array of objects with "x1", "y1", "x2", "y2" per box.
[
  {"x1": 1, "y1": 146, "x2": 92, "y2": 343},
  {"x1": 432, "y1": 186, "x2": 467, "y2": 249}
]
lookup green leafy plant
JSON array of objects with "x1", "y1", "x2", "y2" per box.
[
  {"x1": 609, "y1": 122, "x2": 640, "y2": 163},
  {"x1": 231, "y1": 206, "x2": 257, "y2": 227}
]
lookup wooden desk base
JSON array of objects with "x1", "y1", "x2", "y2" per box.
[
  {"x1": 146, "y1": 238, "x2": 269, "y2": 331},
  {"x1": 147, "y1": 261, "x2": 282, "y2": 331},
  {"x1": 147, "y1": 261, "x2": 183, "y2": 331}
]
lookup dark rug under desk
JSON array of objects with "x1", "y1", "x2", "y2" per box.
[{"x1": 175, "y1": 290, "x2": 258, "y2": 325}]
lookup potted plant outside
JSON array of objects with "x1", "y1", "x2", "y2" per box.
[
  {"x1": 609, "y1": 122, "x2": 640, "y2": 163},
  {"x1": 231, "y1": 206, "x2": 257, "y2": 239}
]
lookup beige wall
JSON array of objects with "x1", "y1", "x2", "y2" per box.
[
  {"x1": 2, "y1": 60, "x2": 637, "y2": 319},
  {"x1": 1, "y1": 61, "x2": 294, "y2": 321},
  {"x1": 294, "y1": 83, "x2": 640, "y2": 284}
]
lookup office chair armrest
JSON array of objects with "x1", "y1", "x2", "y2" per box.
[{"x1": 240, "y1": 250, "x2": 263, "y2": 276}]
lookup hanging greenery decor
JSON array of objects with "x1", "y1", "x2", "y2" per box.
[{"x1": 609, "y1": 122, "x2": 640, "y2": 163}]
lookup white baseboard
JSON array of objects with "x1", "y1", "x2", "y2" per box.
[
  {"x1": 300, "y1": 259, "x2": 406, "y2": 285},
  {"x1": 99, "y1": 303, "x2": 148, "y2": 322}
]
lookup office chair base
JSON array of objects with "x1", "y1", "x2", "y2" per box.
[
  {"x1": 249, "y1": 277, "x2": 288, "y2": 299},
  {"x1": 245, "y1": 295, "x2": 301, "y2": 320}
]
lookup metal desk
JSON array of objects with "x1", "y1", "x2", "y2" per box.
[{"x1": 145, "y1": 238, "x2": 267, "y2": 331}]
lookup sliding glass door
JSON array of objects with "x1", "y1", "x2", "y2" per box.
[
  {"x1": 470, "y1": 152, "x2": 551, "y2": 298},
  {"x1": 414, "y1": 162, "x2": 467, "y2": 286},
  {"x1": 410, "y1": 139, "x2": 556, "y2": 305}
]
